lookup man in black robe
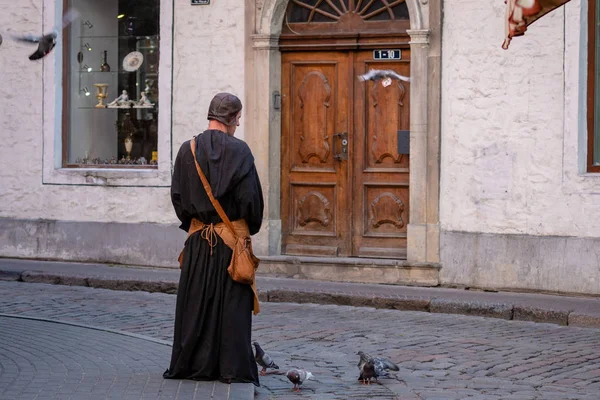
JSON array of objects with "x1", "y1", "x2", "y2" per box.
[{"x1": 164, "y1": 93, "x2": 264, "y2": 386}]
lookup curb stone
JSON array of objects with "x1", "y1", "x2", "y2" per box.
[
  {"x1": 513, "y1": 306, "x2": 570, "y2": 326},
  {"x1": 2, "y1": 265, "x2": 600, "y2": 329},
  {"x1": 429, "y1": 299, "x2": 514, "y2": 320},
  {"x1": 265, "y1": 289, "x2": 431, "y2": 312},
  {"x1": 568, "y1": 312, "x2": 600, "y2": 328}
]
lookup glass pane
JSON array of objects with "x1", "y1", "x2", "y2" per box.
[
  {"x1": 362, "y1": 0, "x2": 387, "y2": 19},
  {"x1": 288, "y1": 4, "x2": 312, "y2": 23},
  {"x1": 66, "y1": 0, "x2": 160, "y2": 168},
  {"x1": 288, "y1": 0, "x2": 318, "y2": 23},
  {"x1": 391, "y1": 2, "x2": 410, "y2": 20}
]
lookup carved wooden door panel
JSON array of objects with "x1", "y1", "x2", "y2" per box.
[
  {"x1": 281, "y1": 52, "x2": 352, "y2": 257},
  {"x1": 352, "y1": 50, "x2": 410, "y2": 258}
]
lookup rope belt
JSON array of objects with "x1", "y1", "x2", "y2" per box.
[
  {"x1": 200, "y1": 223, "x2": 218, "y2": 255},
  {"x1": 178, "y1": 218, "x2": 260, "y2": 314}
]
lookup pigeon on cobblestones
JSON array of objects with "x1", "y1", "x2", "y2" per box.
[
  {"x1": 357, "y1": 351, "x2": 399, "y2": 384},
  {"x1": 286, "y1": 368, "x2": 313, "y2": 392},
  {"x1": 357, "y1": 69, "x2": 411, "y2": 83},
  {"x1": 253, "y1": 342, "x2": 279, "y2": 376}
]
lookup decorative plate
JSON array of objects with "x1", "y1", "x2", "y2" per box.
[{"x1": 122, "y1": 51, "x2": 144, "y2": 72}]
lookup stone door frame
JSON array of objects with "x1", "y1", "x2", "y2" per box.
[{"x1": 245, "y1": 0, "x2": 441, "y2": 263}]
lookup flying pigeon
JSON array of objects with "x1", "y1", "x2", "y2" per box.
[
  {"x1": 8, "y1": 8, "x2": 79, "y2": 61},
  {"x1": 253, "y1": 342, "x2": 279, "y2": 376},
  {"x1": 357, "y1": 69, "x2": 411, "y2": 83},
  {"x1": 357, "y1": 351, "x2": 399, "y2": 384},
  {"x1": 286, "y1": 368, "x2": 313, "y2": 392}
]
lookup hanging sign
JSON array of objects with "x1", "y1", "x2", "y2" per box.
[
  {"x1": 373, "y1": 49, "x2": 402, "y2": 60},
  {"x1": 191, "y1": 0, "x2": 210, "y2": 4}
]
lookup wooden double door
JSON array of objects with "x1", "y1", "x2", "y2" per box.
[{"x1": 281, "y1": 49, "x2": 411, "y2": 259}]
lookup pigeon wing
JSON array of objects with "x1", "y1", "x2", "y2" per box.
[
  {"x1": 10, "y1": 33, "x2": 41, "y2": 43},
  {"x1": 255, "y1": 355, "x2": 268, "y2": 369},
  {"x1": 375, "y1": 357, "x2": 399, "y2": 371},
  {"x1": 53, "y1": 8, "x2": 80, "y2": 33},
  {"x1": 357, "y1": 70, "x2": 380, "y2": 82},
  {"x1": 383, "y1": 69, "x2": 411, "y2": 82},
  {"x1": 28, "y1": 34, "x2": 56, "y2": 61},
  {"x1": 262, "y1": 353, "x2": 279, "y2": 369},
  {"x1": 298, "y1": 369, "x2": 306, "y2": 383}
]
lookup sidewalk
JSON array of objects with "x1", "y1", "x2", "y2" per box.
[
  {"x1": 1, "y1": 257, "x2": 599, "y2": 328},
  {"x1": 0, "y1": 314, "x2": 253, "y2": 400}
]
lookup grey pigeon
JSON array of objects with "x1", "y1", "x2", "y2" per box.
[
  {"x1": 357, "y1": 356, "x2": 376, "y2": 385},
  {"x1": 253, "y1": 342, "x2": 279, "y2": 376},
  {"x1": 357, "y1": 351, "x2": 399, "y2": 384},
  {"x1": 286, "y1": 368, "x2": 313, "y2": 392},
  {"x1": 0, "y1": 34, "x2": 3, "y2": 48},
  {"x1": 8, "y1": 8, "x2": 79, "y2": 61},
  {"x1": 357, "y1": 69, "x2": 410, "y2": 83}
]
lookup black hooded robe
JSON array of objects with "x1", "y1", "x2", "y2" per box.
[{"x1": 163, "y1": 130, "x2": 264, "y2": 386}]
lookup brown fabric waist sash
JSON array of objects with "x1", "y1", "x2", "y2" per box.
[{"x1": 178, "y1": 218, "x2": 260, "y2": 314}]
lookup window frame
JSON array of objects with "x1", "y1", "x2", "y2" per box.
[
  {"x1": 42, "y1": 0, "x2": 173, "y2": 187},
  {"x1": 588, "y1": 0, "x2": 600, "y2": 172}
]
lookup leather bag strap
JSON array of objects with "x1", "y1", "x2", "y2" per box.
[{"x1": 190, "y1": 137, "x2": 238, "y2": 239}]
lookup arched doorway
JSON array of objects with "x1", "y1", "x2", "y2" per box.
[{"x1": 280, "y1": 0, "x2": 411, "y2": 258}]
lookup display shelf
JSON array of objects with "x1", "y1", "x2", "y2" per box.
[
  {"x1": 76, "y1": 106, "x2": 156, "y2": 110},
  {"x1": 78, "y1": 71, "x2": 158, "y2": 76},
  {"x1": 79, "y1": 35, "x2": 160, "y2": 40}
]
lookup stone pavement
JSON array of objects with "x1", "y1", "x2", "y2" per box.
[
  {"x1": 0, "y1": 314, "x2": 253, "y2": 400},
  {"x1": 1, "y1": 258, "x2": 600, "y2": 328},
  {"x1": 1, "y1": 280, "x2": 600, "y2": 399}
]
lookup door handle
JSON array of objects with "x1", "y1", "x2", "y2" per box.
[{"x1": 333, "y1": 132, "x2": 348, "y2": 161}]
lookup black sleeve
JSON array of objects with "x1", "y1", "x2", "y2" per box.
[
  {"x1": 235, "y1": 165, "x2": 264, "y2": 236},
  {"x1": 171, "y1": 144, "x2": 191, "y2": 232}
]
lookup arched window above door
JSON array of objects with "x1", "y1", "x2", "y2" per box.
[{"x1": 283, "y1": 0, "x2": 409, "y2": 35}]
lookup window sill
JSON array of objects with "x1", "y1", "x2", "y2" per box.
[
  {"x1": 42, "y1": 165, "x2": 171, "y2": 187},
  {"x1": 64, "y1": 164, "x2": 158, "y2": 170}
]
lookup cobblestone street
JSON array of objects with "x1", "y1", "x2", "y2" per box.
[{"x1": 1, "y1": 281, "x2": 599, "y2": 399}]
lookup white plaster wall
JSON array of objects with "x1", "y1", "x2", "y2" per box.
[
  {"x1": 0, "y1": 0, "x2": 246, "y2": 225},
  {"x1": 171, "y1": 0, "x2": 247, "y2": 152},
  {"x1": 441, "y1": 0, "x2": 600, "y2": 238}
]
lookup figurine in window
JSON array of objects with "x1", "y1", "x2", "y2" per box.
[
  {"x1": 137, "y1": 91, "x2": 154, "y2": 107},
  {"x1": 144, "y1": 79, "x2": 155, "y2": 102},
  {"x1": 144, "y1": 79, "x2": 153, "y2": 95},
  {"x1": 108, "y1": 90, "x2": 130, "y2": 107}
]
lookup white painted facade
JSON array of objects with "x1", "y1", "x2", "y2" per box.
[
  {"x1": 0, "y1": 0, "x2": 598, "y2": 295},
  {"x1": 442, "y1": 0, "x2": 598, "y2": 237},
  {"x1": 0, "y1": 0, "x2": 245, "y2": 224},
  {"x1": 440, "y1": 0, "x2": 600, "y2": 295}
]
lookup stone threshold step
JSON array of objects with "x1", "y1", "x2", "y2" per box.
[{"x1": 259, "y1": 255, "x2": 441, "y2": 286}]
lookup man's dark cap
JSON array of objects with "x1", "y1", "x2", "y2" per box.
[{"x1": 207, "y1": 92, "x2": 243, "y2": 126}]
